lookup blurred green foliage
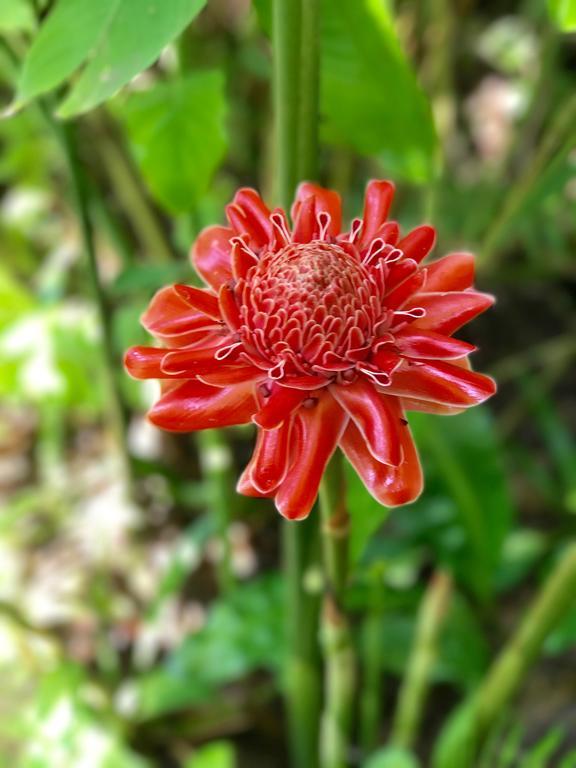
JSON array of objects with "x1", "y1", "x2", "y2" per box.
[{"x1": 0, "y1": 0, "x2": 576, "y2": 766}]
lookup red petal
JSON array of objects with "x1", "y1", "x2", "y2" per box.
[
  {"x1": 252, "y1": 384, "x2": 307, "y2": 429},
  {"x1": 149, "y1": 380, "x2": 256, "y2": 431},
  {"x1": 291, "y1": 194, "x2": 316, "y2": 243},
  {"x1": 227, "y1": 188, "x2": 273, "y2": 248},
  {"x1": 199, "y1": 365, "x2": 264, "y2": 387},
  {"x1": 141, "y1": 286, "x2": 219, "y2": 343},
  {"x1": 425, "y1": 252, "x2": 475, "y2": 292},
  {"x1": 125, "y1": 347, "x2": 166, "y2": 379},
  {"x1": 190, "y1": 226, "x2": 234, "y2": 290},
  {"x1": 293, "y1": 182, "x2": 342, "y2": 237},
  {"x1": 161, "y1": 343, "x2": 238, "y2": 376},
  {"x1": 340, "y1": 419, "x2": 423, "y2": 507},
  {"x1": 394, "y1": 328, "x2": 476, "y2": 359},
  {"x1": 236, "y1": 470, "x2": 269, "y2": 498},
  {"x1": 173, "y1": 284, "x2": 221, "y2": 321},
  {"x1": 275, "y1": 394, "x2": 348, "y2": 520},
  {"x1": 397, "y1": 225, "x2": 436, "y2": 263},
  {"x1": 407, "y1": 291, "x2": 495, "y2": 335},
  {"x1": 385, "y1": 269, "x2": 427, "y2": 310},
  {"x1": 245, "y1": 419, "x2": 294, "y2": 495},
  {"x1": 330, "y1": 379, "x2": 404, "y2": 466},
  {"x1": 400, "y1": 396, "x2": 466, "y2": 416},
  {"x1": 359, "y1": 180, "x2": 395, "y2": 248},
  {"x1": 218, "y1": 284, "x2": 241, "y2": 331},
  {"x1": 387, "y1": 360, "x2": 496, "y2": 407}
]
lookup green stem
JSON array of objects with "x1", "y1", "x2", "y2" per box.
[
  {"x1": 49, "y1": 114, "x2": 134, "y2": 492},
  {"x1": 297, "y1": 0, "x2": 320, "y2": 181},
  {"x1": 471, "y1": 543, "x2": 576, "y2": 744},
  {"x1": 273, "y1": 1, "x2": 322, "y2": 766},
  {"x1": 273, "y1": 0, "x2": 302, "y2": 207},
  {"x1": 198, "y1": 430, "x2": 235, "y2": 595},
  {"x1": 391, "y1": 570, "x2": 453, "y2": 749},
  {"x1": 319, "y1": 451, "x2": 355, "y2": 768},
  {"x1": 359, "y1": 568, "x2": 386, "y2": 756}
]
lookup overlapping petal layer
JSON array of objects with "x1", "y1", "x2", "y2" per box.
[{"x1": 125, "y1": 180, "x2": 496, "y2": 519}]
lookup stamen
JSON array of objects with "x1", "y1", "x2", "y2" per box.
[
  {"x1": 348, "y1": 218, "x2": 363, "y2": 243},
  {"x1": 393, "y1": 307, "x2": 426, "y2": 319},
  {"x1": 384, "y1": 247, "x2": 403, "y2": 264},
  {"x1": 268, "y1": 359, "x2": 286, "y2": 380},
  {"x1": 358, "y1": 365, "x2": 392, "y2": 387},
  {"x1": 317, "y1": 211, "x2": 331, "y2": 240},
  {"x1": 214, "y1": 341, "x2": 243, "y2": 360},
  {"x1": 363, "y1": 237, "x2": 386, "y2": 265},
  {"x1": 230, "y1": 235, "x2": 259, "y2": 262},
  {"x1": 270, "y1": 211, "x2": 292, "y2": 245}
]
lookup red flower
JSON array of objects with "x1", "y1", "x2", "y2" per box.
[{"x1": 125, "y1": 181, "x2": 495, "y2": 520}]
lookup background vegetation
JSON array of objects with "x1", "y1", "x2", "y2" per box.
[{"x1": 0, "y1": 0, "x2": 575, "y2": 766}]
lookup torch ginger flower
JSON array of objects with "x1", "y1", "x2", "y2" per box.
[{"x1": 125, "y1": 181, "x2": 495, "y2": 519}]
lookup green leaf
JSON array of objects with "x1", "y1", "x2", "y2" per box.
[
  {"x1": 185, "y1": 742, "x2": 236, "y2": 768},
  {"x1": 115, "y1": 71, "x2": 228, "y2": 213},
  {"x1": 135, "y1": 574, "x2": 284, "y2": 717},
  {"x1": 16, "y1": 0, "x2": 207, "y2": 116},
  {"x1": 364, "y1": 746, "x2": 420, "y2": 768},
  {"x1": 408, "y1": 408, "x2": 514, "y2": 600},
  {"x1": 548, "y1": 0, "x2": 576, "y2": 31},
  {"x1": 321, "y1": 0, "x2": 437, "y2": 182},
  {"x1": 0, "y1": 0, "x2": 35, "y2": 32},
  {"x1": 253, "y1": 0, "x2": 437, "y2": 181}
]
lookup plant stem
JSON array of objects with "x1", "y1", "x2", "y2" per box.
[
  {"x1": 273, "y1": 1, "x2": 322, "y2": 766},
  {"x1": 297, "y1": 0, "x2": 320, "y2": 181},
  {"x1": 359, "y1": 568, "x2": 386, "y2": 756},
  {"x1": 273, "y1": 0, "x2": 302, "y2": 207},
  {"x1": 198, "y1": 430, "x2": 235, "y2": 595},
  {"x1": 319, "y1": 451, "x2": 355, "y2": 768},
  {"x1": 49, "y1": 114, "x2": 134, "y2": 492},
  {"x1": 391, "y1": 570, "x2": 453, "y2": 749},
  {"x1": 471, "y1": 543, "x2": 576, "y2": 744}
]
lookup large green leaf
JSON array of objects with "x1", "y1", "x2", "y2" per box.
[
  {"x1": 364, "y1": 747, "x2": 420, "y2": 768},
  {"x1": 408, "y1": 408, "x2": 514, "y2": 600},
  {"x1": 321, "y1": 0, "x2": 437, "y2": 182},
  {"x1": 548, "y1": 0, "x2": 576, "y2": 30},
  {"x1": 115, "y1": 72, "x2": 228, "y2": 213},
  {"x1": 0, "y1": 0, "x2": 34, "y2": 32},
  {"x1": 253, "y1": 0, "x2": 437, "y2": 182},
  {"x1": 15, "y1": 0, "x2": 206, "y2": 116}
]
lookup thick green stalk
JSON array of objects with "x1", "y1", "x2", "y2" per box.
[
  {"x1": 391, "y1": 571, "x2": 453, "y2": 749},
  {"x1": 319, "y1": 451, "x2": 355, "y2": 768},
  {"x1": 471, "y1": 543, "x2": 576, "y2": 743},
  {"x1": 273, "y1": 1, "x2": 322, "y2": 766},
  {"x1": 359, "y1": 569, "x2": 386, "y2": 756},
  {"x1": 297, "y1": 0, "x2": 320, "y2": 181}
]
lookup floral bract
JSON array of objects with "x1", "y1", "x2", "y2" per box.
[{"x1": 125, "y1": 181, "x2": 496, "y2": 519}]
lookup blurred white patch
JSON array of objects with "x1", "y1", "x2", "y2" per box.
[
  {"x1": 127, "y1": 415, "x2": 162, "y2": 460},
  {"x1": 466, "y1": 76, "x2": 526, "y2": 166}
]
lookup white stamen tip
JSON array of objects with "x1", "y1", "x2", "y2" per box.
[{"x1": 317, "y1": 211, "x2": 331, "y2": 240}]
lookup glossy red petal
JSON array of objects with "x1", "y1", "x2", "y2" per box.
[
  {"x1": 173, "y1": 284, "x2": 221, "y2": 321},
  {"x1": 340, "y1": 419, "x2": 423, "y2": 507},
  {"x1": 236, "y1": 469, "x2": 269, "y2": 498},
  {"x1": 125, "y1": 347, "x2": 166, "y2": 379},
  {"x1": 394, "y1": 328, "x2": 476, "y2": 360},
  {"x1": 407, "y1": 291, "x2": 495, "y2": 335},
  {"x1": 294, "y1": 182, "x2": 342, "y2": 236},
  {"x1": 424, "y1": 252, "x2": 475, "y2": 292},
  {"x1": 141, "y1": 286, "x2": 220, "y2": 343},
  {"x1": 218, "y1": 284, "x2": 241, "y2": 331},
  {"x1": 149, "y1": 380, "x2": 256, "y2": 432},
  {"x1": 161, "y1": 343, "x2": 238, "y2": 376},
  {"x1": 245, "y1": 419, "x2": 294, "y2": 495},
  {"x1": 330, "y1": 379, "x2": 404, "y2": 466},
  {"x1": 400, "y1": 396, "x2": 466, "y2": 416},
  {"x1": 385, "y1": 268, "x2": 427, "y2": 310},
  {"x1": 227, "y1": 188, "x2": 273, "y2": 248},
  {"x1": 386, "y1": 360, "x2": 496, "y2": 407},
  {"x1": 397, "y1": 225, "x2": 436, "y2": 264},
  {"x1": 252, "y1": 384, "x2": 306, "y2": 429},
  {"x1": 190, "y1": 226, "x2": 234, "y2": 290},
  {"x1": 291, "y1": 194, "x2": 316, "y2": 243},
  {"x1": 199, "y1": 365, "x2": 265, "y2": 387},
  {"x1": 275, "y1": 394, "x2": 348, "y2": 520},
  {"x1": 359, "y1": 180, "x2": 395, "y2": 248}
]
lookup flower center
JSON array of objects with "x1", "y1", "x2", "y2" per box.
[{"x1": 238, "y1": 241, "x2": 384, "y2": 378}]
